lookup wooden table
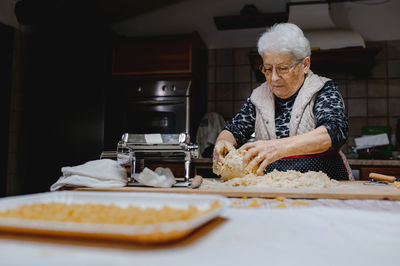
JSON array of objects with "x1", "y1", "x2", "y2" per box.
[{"x1": 75, "y1": 181, "x2": 400, "y2": 200}]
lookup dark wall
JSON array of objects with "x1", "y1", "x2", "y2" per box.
[
  {"x1": 18, "y1": 21, "x2": 112, "y2": 194},
  {"x1": 0, "y1": 23, "x2": 14, "y2": 197}
]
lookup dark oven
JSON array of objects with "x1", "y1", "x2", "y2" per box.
[{"x1": 104, "y1": 79, "x2": 192, "y2": 150}]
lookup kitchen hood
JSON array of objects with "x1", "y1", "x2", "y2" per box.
[{"x1": 288, "y1": 1, "x2": 365, "y2": 50}]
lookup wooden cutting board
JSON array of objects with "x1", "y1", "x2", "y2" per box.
[{"x1": 75, "y1": 181, "x2": 400, "y2": 200}]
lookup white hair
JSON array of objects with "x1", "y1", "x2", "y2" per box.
[{"x1": 257, "y1": 23, "x2": 311, "y2": 60}]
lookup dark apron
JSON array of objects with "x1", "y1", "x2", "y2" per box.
[{"x1": 265, "y1": 149, "x2": 350, "y2": 180}]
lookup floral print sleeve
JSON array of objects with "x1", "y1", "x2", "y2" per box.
[
  {"x1": 224, "y1": 97, "x2": 256, "y2": 147},
  {"x1": 314, "y1": 80, "x2": 348, "y2": 148}
]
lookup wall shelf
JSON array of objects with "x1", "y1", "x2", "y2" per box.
[{"x1": 248, "y1": 47, "x2": 382, "y2": 82}]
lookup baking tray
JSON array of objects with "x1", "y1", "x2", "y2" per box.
[{"x1": 0, "y1": 191, "x2": 230, "y2": 244}]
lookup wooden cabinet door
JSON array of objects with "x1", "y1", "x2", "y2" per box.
[
  {"x1": 360, "y1": 167, "x2": 400, "y2": 180},
  {"x1": 112, "y1": 35, "x2": 192, "y2": 76}
]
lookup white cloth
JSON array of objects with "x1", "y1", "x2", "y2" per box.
[
  {"x1": 50, "y1": 159, "x2": 128, "y2": 191},
  {"x1": 355, "y1": 133, "x2": 390, "y2": 150},
  {"x1": 196, "y1": 112, "x2": 226, "y2": 157},
  {"x1": 134, "y1": 167, "x2": 176, "y2": 188}
]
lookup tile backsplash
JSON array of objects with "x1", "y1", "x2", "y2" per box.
[{"x1": 207, "y1": 40, "x2": 400, "y2": 153}]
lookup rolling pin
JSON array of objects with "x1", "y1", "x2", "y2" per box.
[
  {"x1": 369, "y1": 173, "x2": 399, "y2": 183},
  {"x1": 190, "y1": 175, "x2": 203, "y2": 189}
]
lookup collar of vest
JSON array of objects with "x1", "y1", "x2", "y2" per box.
[{"x1": 250, "y1": 70, "x2": 331, "y2": 139}]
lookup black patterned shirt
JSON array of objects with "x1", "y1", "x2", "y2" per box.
[{"x1": 225, "y1": 80, "x2": 348, "y2": 148}]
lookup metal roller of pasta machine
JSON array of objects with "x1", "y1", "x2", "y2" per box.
[{"x1": 117, "y1": 132, "x2": 199, "y2": 187}]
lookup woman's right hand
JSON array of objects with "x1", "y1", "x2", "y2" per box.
[{"x1": 213, "y1": 140, "x2": 235, "y2": 164}]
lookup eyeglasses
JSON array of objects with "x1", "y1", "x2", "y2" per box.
[{"x1": 259, "y1": 58, "x2": 303, "y2": 76}]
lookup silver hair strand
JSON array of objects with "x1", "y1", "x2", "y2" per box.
[{"x1": 257, "y1": 23, "x2": 311, "y2": 60}]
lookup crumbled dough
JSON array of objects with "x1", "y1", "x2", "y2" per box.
[
  {"x1": 213, "y1": 146, "x2": 258, "y2": 181},
  {"x1": 212, "y1": 146, "x2": 338, "y2": 188},
  {"x1": 273, "y1": 203, "x2": 287, "y2": 208},
  {"x1": 275, "y1": 196, "x2": 286, "y2": 202},
  {"x1": 290, "y1": 201, "x2": 311, "y2": 206},
  {"x1": 394, "y1": 181, "x2": 400, "y2": 190},
  {"x1": 228, "y1": 170, "x2": 338, "y2": 188},
  {"x1": 204, "y1": 169, "x2": 338, "y2": 189},
  {"x1": 247, "y1": 199, "x2": 262, "y2": 208}
]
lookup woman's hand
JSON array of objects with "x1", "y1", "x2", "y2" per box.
[
  {"x1": 239, "y1": 139, "x2": 285, "y2": 176},
  {"x1": 213, "y1": 130, "x2": 238, "y2": 165},
  {"x1": 213, "y1": 140, "x2": 235, "y2": 164}
]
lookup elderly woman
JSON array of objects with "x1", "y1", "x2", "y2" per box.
[{"x1": 213, "y1": 23, "x2": 352, "y2": 180}]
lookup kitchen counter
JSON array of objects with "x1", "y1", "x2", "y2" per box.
[
  {"x1": 347, "y1": 159, "x2": 400, "y2": 166},
  {"x1": 1, "y1": 197, "x2": 400, "y2": 266},
  {"x1": 193, "y1": 158, "x2": 400, "y2": 166}
]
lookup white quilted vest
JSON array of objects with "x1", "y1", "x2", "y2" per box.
[
  {"x1": 250, "y1": 70, "x2": 354, "y2": 180},
  {"x1": 250, "y1": 70, "x2": 330, "y2": 140}
]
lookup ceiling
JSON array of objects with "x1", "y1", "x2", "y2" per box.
[
  {"x1": 13, "y1": 0, "x2": 400, "y2": 47},
  {"x1": 14, "y1": 0, "x2": 189, "y2": 25},
  {"x1": 90, "y1": 0, "x2": 189, "y2": 23}
]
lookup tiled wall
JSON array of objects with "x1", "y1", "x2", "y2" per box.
[{"x1": 207, "y1": 40, "x2": 400, "y2": 154}]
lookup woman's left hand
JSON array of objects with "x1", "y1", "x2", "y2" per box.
[{"x1": 239, "y1": 139, "x2": 285, "y2": 176}]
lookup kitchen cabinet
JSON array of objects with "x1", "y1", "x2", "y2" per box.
[
  {"x1": 347, "y1": 159, "x2": 400, "y2": 180},
  {"x1": 191, "y1": 158, "x2": 219, "y2": 178},
  {"x1": 17, "y1": 25, "x2": 109, "y2": 195},
  {"x1": 112, "y1": 32, "x2": 206, "y2": 78},
  {"x1": 0, "y1": 23, "x2": 13, "y2": 196},
  {"x1": 105, "y1": 32, "x2": 208, "y2": 149},
  {"x1": 359, "y1": 167, "x2": 400, "y2": 180}
]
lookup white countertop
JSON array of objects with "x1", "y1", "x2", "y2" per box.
[{"x1": 1, "y1": 198, "x2": 400, "y2": 266}]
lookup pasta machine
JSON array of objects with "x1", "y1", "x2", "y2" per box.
[{"x1": 116, "y1": 132, "x2": 199, "y2": 187}]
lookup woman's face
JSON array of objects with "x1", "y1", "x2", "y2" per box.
[{"x1": 261, "y1": 52, "x2": 310, "y2": 99}]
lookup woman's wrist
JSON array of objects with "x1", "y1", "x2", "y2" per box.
[
  {"x1": 215, "y1": 130, "x2": 237, "y2": 148},
  {"x1": 279, "y1": 126, "x2": 331, "y2": 157}
]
